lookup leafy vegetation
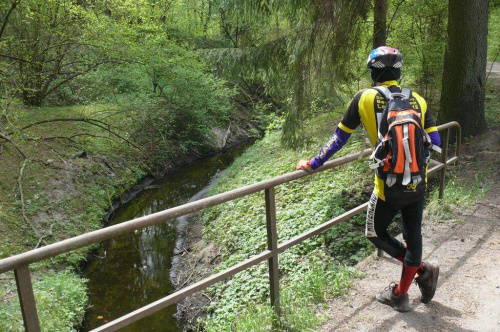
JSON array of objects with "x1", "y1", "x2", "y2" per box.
[
  {"x1": 196, "y1": 109, "x2": 375, "y2": 329},
  {"x1": 489, "y1": 1, "x2": 500, "y2": 61},
  {"x1": 194, "y1": 89, "x2": 499, "y2": 330},
  {"x1": 0, "y1": 1, "x2": 261, "y2": 329},
  {"x1": 227, "y1": 265, "x2": 361, "y2": 332},
  {"x1": 426, "y1": 171, "x2": 489, "y2": 221},
  {"x1": 0, "y1": 0, "x2": 498, "y2": 330},
  {"x1": 0, "y1": 269, "x2": 87, "y2": 331}
]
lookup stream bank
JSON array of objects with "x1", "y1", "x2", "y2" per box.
[{"x1": 81, "y1": 136, "x2": 257, "y2": 331}]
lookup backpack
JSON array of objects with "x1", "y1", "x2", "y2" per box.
[{"x1": 369, "y1": 86, "x2": 441, "y2": 202}]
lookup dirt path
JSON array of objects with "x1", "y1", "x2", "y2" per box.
[{"x1": 318, "y1": 72, "x2": 500, "y2": 331}]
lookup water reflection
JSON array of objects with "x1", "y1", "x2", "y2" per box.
[{"x1": 82, "y1": 143, "x2": 252, "y2": 331}]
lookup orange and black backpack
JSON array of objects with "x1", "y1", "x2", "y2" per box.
[{"x1": 370, "y1": 87, "x2": 441, "y2": 202}]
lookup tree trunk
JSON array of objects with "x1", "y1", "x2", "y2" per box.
[
  {"x1": 439, "y1": 0, "x2": 488, "y2": 137},
  {"x1": 373, "y1": 0, "x2": 388, "y2": 48}
]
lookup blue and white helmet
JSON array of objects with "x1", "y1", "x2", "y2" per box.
[{"x1": 366, "y1": 46, "x2": 403, "y2": 69}]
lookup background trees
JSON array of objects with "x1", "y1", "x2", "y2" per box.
[
  {"x1": 1, "y1": 0, "x2": 107, "y2": 106},
  {"x1": 439, "y1": 0, "x2": 489, "y2": 137},
  {"x1": 0, "y1": 0, "x2": 237, "y2": 166},
  {"x1": 1, "y1": 0, "x2": 492, "y2": 146},
  {"x1": 373, "y1": 0, "x2": 388, "y2": 48}
]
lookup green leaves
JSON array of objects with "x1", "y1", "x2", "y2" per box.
[
  {"x1": 198, "y1": 113, "x2": 373, "y2": 329},
  {"x1": 0, "y1": 269, "x2": 88, "y2": 331}
]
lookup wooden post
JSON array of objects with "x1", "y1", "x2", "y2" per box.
[
  {"x1": 15, "y1": 265, "x2": 41, "y2": 332},
  {"x1": 265, "y1": 187, "x2": 281, "y2": 315}
]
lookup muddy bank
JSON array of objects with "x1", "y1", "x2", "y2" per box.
[{"x1": 173, "y1": 212, "x2": 221, "y2": 330}]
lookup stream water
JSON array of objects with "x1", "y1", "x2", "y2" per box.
[{"x1": 82, "y1": 142, "x2": 252, "y2": 331}]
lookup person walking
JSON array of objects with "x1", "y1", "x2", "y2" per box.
[{"x1": 296, "y1": 46, "x2": 441, "y2": 312}]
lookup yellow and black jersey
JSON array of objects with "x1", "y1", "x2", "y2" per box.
[
  {"x1": 339, "y1": 81, "x2": 439, "y2": 201},
  {"x1": 339, "y1": 80, "x2": 438, "y2": 145}
]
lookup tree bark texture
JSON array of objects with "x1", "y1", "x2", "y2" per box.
[
  {"x1": 373, "y1": 0, "x2": 388, "y2": 48},
  {"x1": 439, "y1": 0, "x2": 488, "y2": 137}
]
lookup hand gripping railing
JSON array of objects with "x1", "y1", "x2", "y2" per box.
[{"x1": 0, "y1": 122, "x2": 461, "y2": 332}]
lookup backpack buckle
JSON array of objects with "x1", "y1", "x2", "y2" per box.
[{"x1": 386, "y1": 174, "x2": 397, "y2": 187}]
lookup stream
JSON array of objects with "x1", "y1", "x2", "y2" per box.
[{"x1": 82, "y1": 142, "x2": 252, "y2": 331}]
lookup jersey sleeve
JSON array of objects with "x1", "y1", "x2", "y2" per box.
[
  {"x1": 309, "y1": 127, "x2": 351, "y2": 170},
  {"x1": 339, "y1": 90, "x2": 364, "y2": 132},
  {"x1": 423, "y1": 107, "x2": 441, "y2": 147},
  {"x1": 308, "y1": 90, "x2": 365, "y2": 170}
]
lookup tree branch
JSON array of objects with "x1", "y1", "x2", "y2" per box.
[
  {"x1": 0, "y1": 53, "x2": 31, "y2": 63},
  {"x1": 0, "y1": 0, "x2": 21, "y2": 41},
  {"x1": 386, "y1": 0, "x2": 406, "y2": 38},
  {"x1": 0, "y1": 132, "x2": 27, "y2": 159},
  {"x1": 35, "y1": 223, "x2": 55, "y2": 249},
  {"x1": 43, "y1": 61, "x2": 107, "y2": 97},
  {"x1": 10, "y1": 118, "x2": 148, "y2": 158}
]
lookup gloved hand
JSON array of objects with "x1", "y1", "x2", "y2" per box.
[{"x1": 296, "y1": 159, "x2": 313, "y2": 172}]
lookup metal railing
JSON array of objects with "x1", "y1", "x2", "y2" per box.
[{"x1": 0, "y1": 122, "x2": 461, "y2": 332}]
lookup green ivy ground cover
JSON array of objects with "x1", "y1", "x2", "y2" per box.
[{"x1": 199, "y1": 113, "x2": 375, "y2": 330}]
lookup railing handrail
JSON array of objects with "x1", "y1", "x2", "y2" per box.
[
  {"x1": 0, "y1": 149, "x2": 373, "y2": 274},
  {"x1": 0, "y1": 121, "x2": 461, "y2": 332}
]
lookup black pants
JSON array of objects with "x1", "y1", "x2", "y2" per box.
[{"x1": 365, "y1": 192, "x2": 424, "y2": 267}]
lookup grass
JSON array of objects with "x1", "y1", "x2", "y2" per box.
[
  {"x1": 230, "y1": 265, "x2": 361, "y2": 332},
  {"x1": 488, "y1": 4, "x2": 500, "y2": 62},
  {"x1": 0, "y1": 103, "x2": 146, "y2": 254},
  {"x1": 426, "y1": 171, "x2": 490, "y2": 221},
  {"x1": 485, "y1": 81, "x2": 500, "y2": 128}
]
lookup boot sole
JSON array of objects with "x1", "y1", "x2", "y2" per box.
[
  {"x1": 421, "y1": 264, "x2": 439, "y2": 303},
  {"x1": 376, "y1": 295, "x2": 410, "y2": 312}
]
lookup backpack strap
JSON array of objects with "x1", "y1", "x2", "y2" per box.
[
  {"x1": 372, "y1": 86, "x2": 392, "y2": 100},
  {"x1": 401, "y1": 88, "x2": 411, "y2": 99},
  {"x1": 402, "y1": 124, "x2": 412, "y2": 185},
  {"x1": 373, "y1": 86, "x2": 412, "y2": 100}
]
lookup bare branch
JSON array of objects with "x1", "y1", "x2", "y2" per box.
[
  {"x1": 386, "y1": 0, "x2": 406, "y2": 38},
  {"x1": 0, "y1": 53, "x2": 31, "y2": 63},
  {"x1": 0, "y1": 0, "x2": 21, "y2": 41},
  {"x1": 43, "y1": 133, "x2": 112, "y2": 142},
  {"x1": 33, "y1": 41, "x2": 103, "y2": 60},
  {"x1": 43, "y1": 61, "x2": 107, "y2": 97},
  {"x1": 10, "y1": 118, "x2": 148, "y2": 158},
  {"x1": 0, "y1": 132, "x2": 27, "y2": 159},
  {"x1": 35, "y1": 223, "x2": 55, "y2": 249}
]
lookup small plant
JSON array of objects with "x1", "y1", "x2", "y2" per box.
[{"x1": 198, "y1": 111, "x2": 374, "y2": 330}]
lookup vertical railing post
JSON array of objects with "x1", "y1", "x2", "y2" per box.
[
  {"x1": 14, "y1": 265, "x2": 41, "y2": 332},
  {"x1": 439, "y1": 128, "x2": 450, "y2": 200},
  {"x1": 265, "y1": 187, "x2": 281, "y2": 315}
]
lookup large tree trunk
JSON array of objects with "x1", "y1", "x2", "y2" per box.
[
  {"x1": 439, "y1": 0, "x2": 488, "y2": 137},
  {"x1": 373, "y1": 0, "x2": 388, "y2": 48}
]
